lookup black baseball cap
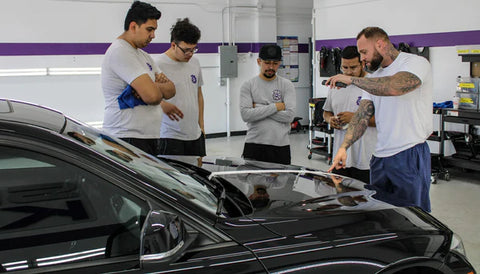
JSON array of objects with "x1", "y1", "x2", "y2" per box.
[{"x1": 259, "y1": 44, "x2": 282, "y2": 61}]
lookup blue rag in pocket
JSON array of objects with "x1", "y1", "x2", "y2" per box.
[
  {"x1": 117, "y1": 85, "x2": 147, "y2": 109},
  {"x1": 433, "y1": 100, "x2": 453, "y2": 109}
]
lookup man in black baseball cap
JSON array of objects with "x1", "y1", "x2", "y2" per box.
[
  {"x1": 259, "y1": 44, "x2": 282, "y2": 61},
  {"x1": 239, "y1": 44, "x2": 296, "y2": 165}
]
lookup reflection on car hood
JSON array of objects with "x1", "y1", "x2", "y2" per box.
[{"x1": 202, "y1": 156, "x2": 396, "y2": 217}]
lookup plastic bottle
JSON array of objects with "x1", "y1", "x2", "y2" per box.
[
  {"x1": 456, "y1": 76, "x2": 462, "y2": 92},
  {"x1": 453, "y1": 76, "x2": 461, "y2": 109},
  {"x1": 452, "y1": 94, "x2": 459, "y2": 109}
]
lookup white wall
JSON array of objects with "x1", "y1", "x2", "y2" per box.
[
  {"x1": 277, "y1": 0, "x2": 313, "y2": 125},
  {"x1": 312, "y1": 0, "x2": 479, "y2": 101},
  {"x1": 0, "y1": 0, "x2": 313, "y2": 135},
  {"x1": 314, "y1": 0, "x2": 480, "y2": 39}
]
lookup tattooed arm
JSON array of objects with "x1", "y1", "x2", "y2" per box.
[
  {"x1": 351, "y1": 71, "x2": 421, "y2": 96},
  {"x1": 326, "y1": 71, "x2": 421, "y2": 96},
  {"x1": 328, "y1": 100, "x2": 374, "y2": 172},
  {"x1": 341, "y1": 100, "x2": 374, "y2": 149}
]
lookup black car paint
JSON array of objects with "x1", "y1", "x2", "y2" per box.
[{"x1": 0, "y1": 99, "x2": 476, "y2": 274}]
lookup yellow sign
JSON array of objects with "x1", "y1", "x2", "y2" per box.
[
  {"x1": 460, "y1": 97, "x2": 474, "y2": 104},
  {"x1": 459, "y1": 83, "x2": 475, "y2": 89}
]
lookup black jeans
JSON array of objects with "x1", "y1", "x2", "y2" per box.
[
  {"x1": 157, "y1": 134, "x2": 206, "y2": 156},
  {"x1": 243, "y1": 143, "x2": 291, "y2": 165},
  {"x1": 120, "y1": 138, "x2": 158, "y2": 156}
]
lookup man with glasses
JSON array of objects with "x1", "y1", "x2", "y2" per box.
[
  {"x1": 155, "y1": 18, "x2": 205, "y2": 166},
  {"x1": 240, "y1": 44, "x2": 296, "y2": 165},
  {"x1": 322, "y1": 46, "x2": 376, "y2": 184},
  {"x1": 102, "y1": 1, "x2": 175, "y2": 155}
]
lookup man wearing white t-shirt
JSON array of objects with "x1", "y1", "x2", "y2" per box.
[
  {"x1": 155, "y1": 18, "x2": 205, "y2": 167},
  {"x1": 323, "y1": 46, "x2": 377, "y2": 184},
  {"x1": 326, "y1": 27, "x2": 433, "y2": 212},
  {"x1": 102, "y1": 1, "x2": 175, "y2": 155}
]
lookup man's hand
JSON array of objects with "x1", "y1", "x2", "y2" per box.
[
  {"x1": 329, "y1": 116, "x2": 342, "y2": 129},
  {"x1": 328, "y1": 147, "x2": 347, "y2": 172},
  {"x1": 155, "y1": 72, "x2": 170, "y2": 83},
  {"x1": 337, "y1": 111, "x2": 354, "y2": 124},
  {"x1": 160, "y1": 101, "x2": 184, "y2": 121},
  {"x1": 275, "y1": 102, "x2": 285, "y2": 111},
  {"x1": 325, "y1": 74, "x2": 352, "y2": 89}
]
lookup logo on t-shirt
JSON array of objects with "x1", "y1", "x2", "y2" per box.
[
  {"x1": 356, "y1": 96, "x2": 362, "y2": 105},
  {"x1": 146, "y1": 62, "x2": 153, "y2": 71},
  {"x1": 272, "y1": 89, "x2": 282, "y2": 101},
  {"x1": 191, "y1": 74, "x2": 197, "y2": 84}
]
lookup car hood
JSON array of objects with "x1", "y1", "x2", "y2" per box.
[
  {"x1": 202, "y1": 156, "x2": 443, "y2": 240},
  {"x1": 202, "y1": 156, "x2": 396, "y2": 214}
]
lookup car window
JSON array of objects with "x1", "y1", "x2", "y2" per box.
[
  {"x1": 0, "y1": 146, "x2": 149, "y2": 272},
  {"x1": 63, "y1": 121, "x2": 219, "y2": 215}
]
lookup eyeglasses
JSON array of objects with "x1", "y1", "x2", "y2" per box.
[{"x1": 176, "y1": 44, "x2": 199, "y2": 54}]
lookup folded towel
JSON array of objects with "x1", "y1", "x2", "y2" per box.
[
  {"x1": 433, "y1": 101, "x2": 453, "y2": 109},
  {"x1": 117, "y1": 85, "x2": 147, "y2": 109}
]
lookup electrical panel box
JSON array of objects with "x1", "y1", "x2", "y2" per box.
[{"x1": 219, "y1": 45, "x2": 238, "y2": 78}]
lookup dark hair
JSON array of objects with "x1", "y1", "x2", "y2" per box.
[
  {"x1": 341, "y1": 46, "x2": 360, "y2": 61},
  {"x1": 170, "y1": 18, "x2": 201, "y2": 44},
  {"x1": 356, "y1": 26, "x2": 390, "y2": 42},
  {"x1": 124, "y1": 1, "x2": 161, "y2": 31}
]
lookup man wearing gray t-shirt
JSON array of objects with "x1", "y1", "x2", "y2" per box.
[
  {"x1": 155, "y1": 18, "x2": 205, "y2": 167},
  {"x1": 240, "y1": 45, "x2": 296, "y2": 165},
  {"x1": 102, "y1": 1, "x2": 175, "y2": 155}
]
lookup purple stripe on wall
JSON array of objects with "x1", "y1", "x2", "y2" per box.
[
  {"x1": 143, "y1": 43, "x2": 171, "y2": 54},
  {"x1": 298, "y1": 43, "x2": 309, "y2": 53},
  {"x1": 150, "y1": 42, "x2": 310, "y2": 54},
  {"x1": 0, "y1": 43, "x2": 111, "y2": 56},
  {"x1": 0, "y1": 29, "x2": 478, "y2": 56},
  {"x1": 315, "y1": 30, "x2": 480, "y2": 49},
  {"x1": 0, "y1": 42, "x2": 310, "y2": 56}
]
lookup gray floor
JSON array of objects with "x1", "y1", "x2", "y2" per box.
[{"x1": 206, "y1": 132, "x2": 480, "y2": 271}]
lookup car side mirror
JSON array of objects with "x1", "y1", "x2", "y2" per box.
[{"x1": 140, "y1": 210, "x2": 186, "y2": 266}]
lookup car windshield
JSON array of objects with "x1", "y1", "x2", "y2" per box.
[{"x1": 62, "y1": 119, "x2": 218, "y2": 214}]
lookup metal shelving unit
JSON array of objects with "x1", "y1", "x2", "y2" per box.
[
  {"x1": 307, "y1": 98, "x2": 334, "y2": 163},
  {"x1": 432, "y1": 108, "x2": 480, "y2": 182}
]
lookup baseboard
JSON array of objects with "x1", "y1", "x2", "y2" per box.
[{"x1": 206, "y1": 130, "x2": 247, "y2": 139}]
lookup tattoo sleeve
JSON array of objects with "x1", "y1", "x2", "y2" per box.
[
  {"x1": 351, "y1": 71, "x2": 421, "y2": 96},
  {"x1": 341, "y1": 100, "x2": 374, "y2": 149}
]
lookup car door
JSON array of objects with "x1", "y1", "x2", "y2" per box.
[
  {"x1": 0, "y1": 143, "x2": 150, "y2": 273},
  {"x1": 0, "y1": 138, "x2": 267, "y2": 273}
]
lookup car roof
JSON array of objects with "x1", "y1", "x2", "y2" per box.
[{"x1": 0, "y1": 99, "x2": 66, "y2": 133}]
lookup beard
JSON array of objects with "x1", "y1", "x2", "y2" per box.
[
  {"x1": 367, "y1": 50, "x2": 383, "y2": 71},
  {"x1": 263, "y1": 69, "x2": 276, "y2": 79}
]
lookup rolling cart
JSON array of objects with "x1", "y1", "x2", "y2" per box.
[
  {"x1": 428, "y1": 108, "x2": 450, "y2": 184},
  {"x1": 307, "y1": 98, "x2": 334, "y2": 163},
  {"x1": 429, "y1": 108, "x2": 480, "y2": 183}
]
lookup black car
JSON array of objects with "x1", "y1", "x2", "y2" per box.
[{"x1": 0, "y1": 98, "x2": 476, "y2": 274}]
